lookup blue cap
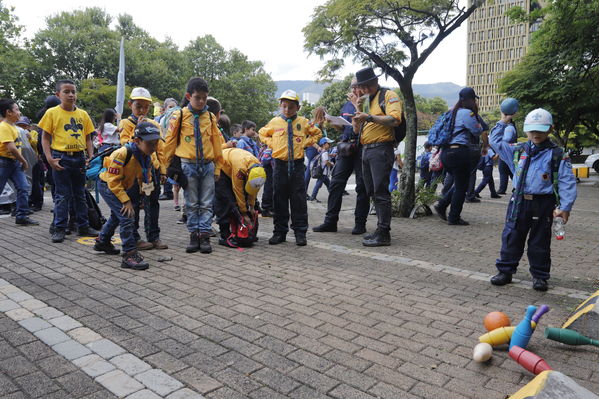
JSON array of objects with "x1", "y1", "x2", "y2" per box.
[
  {"x1": 319, "y1": 137, "x2": 334, "y2": 146},
  {"x1": 500, "y1": 98, "x2": 519, "y2": 115},
  {"x1": 16, "y1": 116, "x2": 31, "y2": 126}
]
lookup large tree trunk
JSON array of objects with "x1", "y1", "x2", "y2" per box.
[{"x1": 398, "y1": 80, "x2": 417, "y2": 217}]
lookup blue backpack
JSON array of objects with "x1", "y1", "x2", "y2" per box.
[
  {"x1": 427, "y1": 111, "x2": 456, "y2": 146},
  {"x1": 86, "y1": 145, "x2": 132, "y2": 181}
]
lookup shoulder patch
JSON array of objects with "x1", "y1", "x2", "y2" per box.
[
  {"x1": 388, "y1": 97, "x2": 399, "y2": 104},
  {"x1": 113, "y1": 159, "x2": 124, "y2": 166},
  {"x1": 108, "y1": 167, "x2": 120, "y2": 175}
]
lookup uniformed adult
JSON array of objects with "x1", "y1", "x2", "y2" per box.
[
  {"x1": 313, "y1": 77, "x2": 369, "y2": 235},
  {"x1": 351, "y1": 67, "x2": 403, "y2": 247},
  {"x1": 496, "y1": 98, "x2": 519, "y2": 194}
]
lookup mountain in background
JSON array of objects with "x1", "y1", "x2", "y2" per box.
[{"x1": 276, "y1": 80, "x2": 463, "y2": 107}]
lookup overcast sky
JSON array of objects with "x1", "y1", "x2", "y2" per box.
[{"x1": 7, "y1": 0, "x2": 467, "y2": 86}]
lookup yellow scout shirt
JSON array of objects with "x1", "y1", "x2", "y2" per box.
[
  {"x1": 0, "y1": 121, "x2": 21, "y2": 159},
  {"x1": 99, "y1": 146, "x2": 152, "y2": 203},
  {"x1": 258, "y1": 116, "x2": 322, "y2": 161},
  {"x1": 163, "y1": 107, "x2": 224, "y2": 175},
  {"x1": 360, "y1": 89, "x2": 403, "y2": 145},
  {"x1": 28, "y1": 129, "x2": 39, "y2": 155},
  {"x1": 38, "y1": 105, "x2": 95, "y2": 152},
  {"x1": 118, "y1": 117, "x2": 166, "y2": 175},
  {"x1": 220, "y1": 148, "x2": 261, "y2": 214}
]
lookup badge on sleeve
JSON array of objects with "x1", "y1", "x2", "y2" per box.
[
  {"x1": 542, "y1": 173, "x2": 550, "y2": 181},
  {"x1": 108, "y1": 167, "x2": 120, "y2": 175}
]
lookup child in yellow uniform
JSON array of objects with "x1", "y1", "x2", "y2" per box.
[
  {"x1": 118, "y1": 87, "x2": 168, "y2": 251},
  {"x1": 95, "y1": 122, "x2": 161, "y2": 270},
  {"x1": 259, "y1": 90, "x2": 322, "y2": 246},
  {"x1": 39, "y1": 80, "x2": 98, "y2": 242}
]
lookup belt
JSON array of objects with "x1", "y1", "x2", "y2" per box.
[
  {"x1": 54, "y1": 150, "x2": 85, "y2": 156},
  {"x1": 522, "y1": 194, "x2": 554, "y2": 200},
  {"x1": 448, "y1": 145, "x2": 467, "y2": 149},
  {"x1": 0, "y1": 156, "x2": 16, "y2": 161},
  {"x1": 363, "y1": 141, "x2": 393, "y2": 149},
  {"x1": 180, "y1": 158, "x2": 212, "y2": 164}
]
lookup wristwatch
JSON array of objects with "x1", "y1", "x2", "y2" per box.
[{"x1": 365, "y1": 115, "x2": 374, "y2": 123}]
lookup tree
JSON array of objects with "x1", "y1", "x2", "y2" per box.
[
  {"x1": 499, "y1": 0, "x2": 599, "y2": 147},
  {"x1": 317, "y1": 75, "x2": 354, "y2": 117},
  {"x1": 77, "y1": 78, "x2": 133, "y2": 122},
  {"x1": 304, "y1": 0, "x2": 484, "y2": 216}
]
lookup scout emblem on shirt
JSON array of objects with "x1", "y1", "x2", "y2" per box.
[
  {"x1": 185, "y1": 136, "x2": 192, "y2": 143},
  {"x1": 296, "y1": 123, "x2": 301, "y2": 131},
  {"x1": 64, "y1": 117, "x2": 83, "y2": 139}
]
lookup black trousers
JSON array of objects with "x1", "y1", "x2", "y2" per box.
[
  {"x1": 29, "y1": 161, "x2": 44, "y2": 208},
  {"x1": 498, "y1": 159, "x2": 513, "y2": 193},
  {"x1": 273, "y1": 159, "x2": 307, "y2": 235},
  {"x1": 133, "y1": 168, "x2": 160, "y2": 243},
  {"x1": 261, "y1": 162, "x2": 273, "y2": 211},
  {"x1": 214, "y1": 174, "x2": 237, "y2": 238},
  {"x1": 362, "y1": 143, "x2": 394, "y2": 231},
  {"x1": 323, "y1": 150, "x2": 369, "y2": 226}
]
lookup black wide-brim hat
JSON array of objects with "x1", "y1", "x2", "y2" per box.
[{"x1": 355, "y1": 67, "x2": 378, "y2": 85}]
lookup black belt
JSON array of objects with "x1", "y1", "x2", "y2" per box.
[
  {"x1": 522, "y1": 194, "x2": 554, "y2": 200},
  {"x1": 180, "y1": 158, "x2": 213, "y2": 165},
  {"x1": 0, "y1": 156, "x2": 16, "y2": 161},
  {"x1": 54, "y1": 150, "x2": 85, "y2": 156},
  {"x1": 363, "y1": 141, "x2": 394, "y2": 149}
]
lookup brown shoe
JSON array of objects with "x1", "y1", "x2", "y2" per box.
[
  {"x1": 151, "y1": 240, "x2": 168, "y2": 250},
  {"x1": 137, "y1": 240, "x2": 154, "y2": 251}
]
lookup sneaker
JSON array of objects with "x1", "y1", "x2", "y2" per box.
[
  {"x1": 151, "y1": 240, "x2": 169, "y2": 250},
  {"x1": 15, "y1": 217, "x2": 39, "y2": 226},
  {"x1": 78, "y1": 226, "x2": 100, "y2": 237},
  {"x1": 177, "y1": 214, "x2": 187, "y2": 224},
  {"x1": 268, "y1": 233, "x2": 286, "y2": 245},
  {"x1": 261, "y1": 209, "x2": 273, "y2": 218},
  {"x1": 93, "y1": 239, "x2": 120, "y2": 255},
  {"x1": 532, "y1": 278, "x2": 548, "y2": 292},
  {"x1": 295, "y1": 234, "x2": 307, "y2": 246},
  {"x1": 351, "y1": 224, "x2": 366, "y2": 235},
  {"x1": 465, "y1": 198, "x2": 480, "y2": 203},
  {"x1": 174, "y1": 205, "x2": 181, "y2": 211},
  {"x1": 490, "y1": 272, "x2": 512, "y2": 286},
  {"x1": 158, "y1": 194, "x2": 173, "y2": 201},
  {"x1": 186, "y1": 232, "x2": 200, "y2": 253},
  {"x1": 52, "y1": 228, "x2": 66, "y2": 243},
  {"x1": 121, "y1": 251, "x2": 149, "y2": 270},
  {"x1": 362, "y1": 228, "x2": 391, "y2": 247},
  {"x1": 199, "y1": 233, "x2": 212, "y2": 254},
  {"x1": 448, "y1": 218, "x2": 470, "y2": 226},
  {"x1": 137, "y1": 240, "x2": 154, "y2": 251},
  {"x1": 491, "y1": 194, "x2": 502, "y2": 199},
  {"x1": 496, "y1": 191, "x2": 507, "y2": 195},
  {"x1": 312, "y1": 223, "x2": 337, "y2": 233}
]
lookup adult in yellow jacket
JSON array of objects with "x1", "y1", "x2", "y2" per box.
[
  {"x1": 163, "y1": 77, "x2": 224, "y2": 254},
  {"x1": 214, "y1": 148, "x2": 266, "y2": 247},
  {"x1": 95, "y1": 122, "x2": 162, "y2": 271},
  {"x1": 259, "y1": 90, "x2": 322, "y2": 246}
]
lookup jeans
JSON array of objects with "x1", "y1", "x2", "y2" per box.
[
  {"x1": 162, "y1": 179, "x2": 173, "y2": 197},
  {"x1": 389, "y1": 169, "x2": 399, "y2": 192},
  {"x1": 475, "y1": 165, "x2": 498, "y2": 196},
  {"x1": 51, "y1": 150, "x2": 89, "y2": 229},
  {"x1": 273, "y1": 159, "x2": 308, "y2": 235},
  {"x1": 498, "y1": 159, "x2": 513, "y2": 193},
  {"x1": 182, "y1": 161, "x2": 215, "y2": 233},
  {"x1": 0, "y1": 157, "x2": 31, "y2": 219},
  {"x1": 362, "y1": 143, "x2": 394, "y2": 231},
  {"x1": 310, "y1": 175, "x2": 330, "y2": 199},
  {"x1": 98, "y1": 181, "x2": 138, "y2": 253},
  {"x1": 442, "y1": 172, "x2": 454, "y2": 195},
  {"x1": 437, "y1": 147, "x2": 480, "y2": 223},
  {"x1": 304, "y1": 146, "x2": 318, "y2": 194}
]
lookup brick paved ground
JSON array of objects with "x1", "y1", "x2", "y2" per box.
[{"x1": 0, "y1": 174, "x2": 598, "y2": 398}]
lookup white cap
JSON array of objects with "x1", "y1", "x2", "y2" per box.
[
  {"x1": 130, "y1": 87, "x2": 152, "y2": 102},
  {"x1": 523, "y1": 108, "x2": 553, "y2": 133}
]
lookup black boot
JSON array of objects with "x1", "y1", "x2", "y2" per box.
[
  {"x1": 78, "y1": 226, "x2": 100, "y2": 237},
  {"x1": 351, "y1": 224, "x2": 366, "y2": 235},
  {"x1": 186, "y1": 232, "x2": 200, "y2": 253},
  {"x1": 268, "y1": 232, "x2": 286, "y2": 245},
  {"x1": 362, "y1": 228, "x2": 391, "y2": 247},
  {"x1": 295, "y1": 233, "x2": 307, "y2": 246},
  {"x1": 93, "y1": 239, "x2": 120, "y2": 255},
  {"x1": 199, "y1": 233, "x2": 212, "y2": 254},
  {"x1": 52, "y1": 228, "x2": 66, "y2": 243},
  {"x1": 532, "y1": 278, "x2": 548, "y2": 292},
  {"x1": 312, "y1": 223, "x2": 337, "y2": 233},
  {"x1": 490, "y1": 272, "x2": 512, "y2": 286}
]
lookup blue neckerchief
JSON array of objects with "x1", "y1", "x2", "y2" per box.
[
  {"x1": 128, "y1": 115, "x2": 139, "y2": 125},
  {"x1": 281, "y1": 115, "x2": 297, "y2": 176},
  {"x1": 129, "y1": 142, "x2": 151, "y2": 184},
  {"x1": 188, "y1": 104, "x2": 209, "y2": 164}
]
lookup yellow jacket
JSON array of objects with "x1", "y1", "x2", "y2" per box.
[
  {"x1": 259, "y1": 115, "x2": 322, "y2": 161},
  {"x1": 100, "y1": 146, "x2": 152, "y2": 203},
  {"x1": 361, "y1": 89, "x2": 403, "y2": 145},
  {"x1": 220, "y1": 148, "x2": 261, "y2": 214},
  {"x1": 163, "y1": 107, "x2": 223, "y2": 175},
  {"x1": 118, "y1": 117, "x2": 166, "y2": 175}
]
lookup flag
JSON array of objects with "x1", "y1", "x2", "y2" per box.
[{"x1": 115, "y1": 37, "x2": 125, "y2": 115}]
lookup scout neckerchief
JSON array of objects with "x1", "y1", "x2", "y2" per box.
[
  {"x1": 509, "y1": 140, "x2": 553, "y2": 221},
  {"x1": 281, "y1": 115, "x2": 297, "y2": 176},
  {"x1": 188, "y1": 104, "x2": 208, "y2": 165},
  {"x1": 129, "y1": 142, "x2": 152, "y2": 195}
]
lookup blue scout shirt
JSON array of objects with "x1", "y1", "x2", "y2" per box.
[
  {"x1": 480, "y1": 148, "x2": 496, "y2": 168},
  {"x1": 490, "y1": 120, "x2": 517, "y2": 144},
  {"x1": 235, "y1": 136, "x2": 260, "y2": 158},
  {"x1": 340, "y1": 101, "x2": 356, "y2": 142},
  {"x1": 450, "y1": 108, "x2": 488, "y2": 147},
  {"x1": 489, "y1": 129, "x2": 577, "y2": 211}
]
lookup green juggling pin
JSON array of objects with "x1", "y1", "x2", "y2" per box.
[{"x1": 545, "y1": 327, "x2": 599, "y2": 347}]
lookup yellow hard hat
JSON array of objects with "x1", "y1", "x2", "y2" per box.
[
  {"x1": 279, "y1": 90, "x2": 300, "y2": 103},
  {"x1": 245, "y1": 165, "x2": 266, "y2": 196}
]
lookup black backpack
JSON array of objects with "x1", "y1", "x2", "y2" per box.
[{"x1": 378, "y1": 87, "x2": 407, "y2": 144}]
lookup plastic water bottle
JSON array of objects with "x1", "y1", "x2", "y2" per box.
[{"x1": 553, "y1": 217, "x2": 565, "y2": 240}]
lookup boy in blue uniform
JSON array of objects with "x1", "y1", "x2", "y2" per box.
[
  {"x1": 496, "y1": 98, "x2": 519, "y2": 194},
  {"x1": 489, "y1": 108, "x2": 577, "y2": 291},
  {"x1": 417, "y1": 141, "x2": 432, "y2": 187}
]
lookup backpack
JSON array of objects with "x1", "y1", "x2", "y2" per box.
[
  {"x1": 427, "y1": 111, "x2": 456, "y2": 147},
  {"x1": 227, "y1": 210, "x2": 259, "y2": 248},
  {"x1": 310, "y1": 154, "x2": 324, "y2": 179},
  {"x1": 378, "y1": 88, "x2": 407, "y2": 144},
  {"x1": 429, "y1": 148, "x2": 443, "y2": 172},
  {"x1": 86, "y1": 145, "x2": 132, "y2": 181},
  {"x1": 513, "y1": 144, "x2": 565, "y2": 206}
]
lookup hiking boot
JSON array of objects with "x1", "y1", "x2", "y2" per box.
[
  {"x1": 151, "y1": 240, "x2": 169, "y2": 250},
  {"x1": 312, "y1": 223, "x2": 337, "y2": 233},
  {"x1": 16, "y1": 217, "x2": 39, "y2": 226},
  {"x1": 490, "y1": 272, "x2": 512, "y2": 286},
  {"x1": 93, "y1": 239, "x2": 120, "y2": 255},
  {"x1": 52, "y1": 228, "x2": 66, "y2": 243},
  {"x1": 362, "y1": 228, "x2": 391, "y2": 247},
  {"x1": 434, "y1": 204, "x2": 447, "y2": 221},
  {"x1": 78, "y1": 226, "x2": 99, "y2": 237},
  {"x1": 137, "y1": 240, "x2": 154, "y2": 250},
  {"x1": 121, "y1": 251, "x2": 149, "y2": 270},
  {"x1": 186, "y1": 232, "x2": 200, "y2": 253},
  {"x1": 268, "y1": 232, "x2": 286, "y2": 245},
  {"x1": 351, "y1": 224, "x2": 366, "y2": 235},
  {"x1": 295, "y1": 234, "x2": 307, "y2": 246},
  {"x1": 199, "y1": 233, "x2": 212, "y2": 254},
  {"x1": 448, "y1": 218, "x2": 470, "y2": 226},
  {"x1": 533, "y1": 278, "x2": 548, "y2": 292}
]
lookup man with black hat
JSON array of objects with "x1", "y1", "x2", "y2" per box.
[{"x1": 351, "y1": 67, "x2": 403, "y2": 246}]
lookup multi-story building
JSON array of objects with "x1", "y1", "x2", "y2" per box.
[{"x1": 466, "y1": 0, "x2": 542, "y2": 112}]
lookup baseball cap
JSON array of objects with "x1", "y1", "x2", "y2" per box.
[
  {"x1": 130, "y1": 87, "x2": 152, "y2": 102},
  {"x1": 245, "y1": 165, "x2": 266, "y2": 196},
  {"x1": 16, "y1": 116, "x2": 31, "y2": 126},
  {"x1": 459, "y1": 87, "x2": 479, "y2": 100},
  {"x1": 319, "y1": 137, "x2": 334, "y2": 146},
  {"x1": 134, "y1": 122, "x2": 162, "y2": 141},
  {"x1": 279, "y1": 90, "x2": 300, "y2": 103},
  {"x1": 500, "y1": 98, "x2": 519, "y2": 115},
  {"x1": 523, "y1": 108, "x2": 553, "y2": 133}
]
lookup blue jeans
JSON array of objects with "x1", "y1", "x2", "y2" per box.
[
  {"x1": 51, "y1": 150, "x2": 89, "y2": 229},
  {"x1": 304, "y1": 147, "x2": 318, "y2": 194},
  {"x1": 182, "y1": 161, "x2": 215, "y2": 233},
  {"x1": 0, "y1": 157, "x2": 31, "y2": 219},
  {"x1": 98, "y1": 181, "x2": 139, "y2": 253},
  {"x1": 311, "y1": 175, "x2": 330, "y2": 199}
]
